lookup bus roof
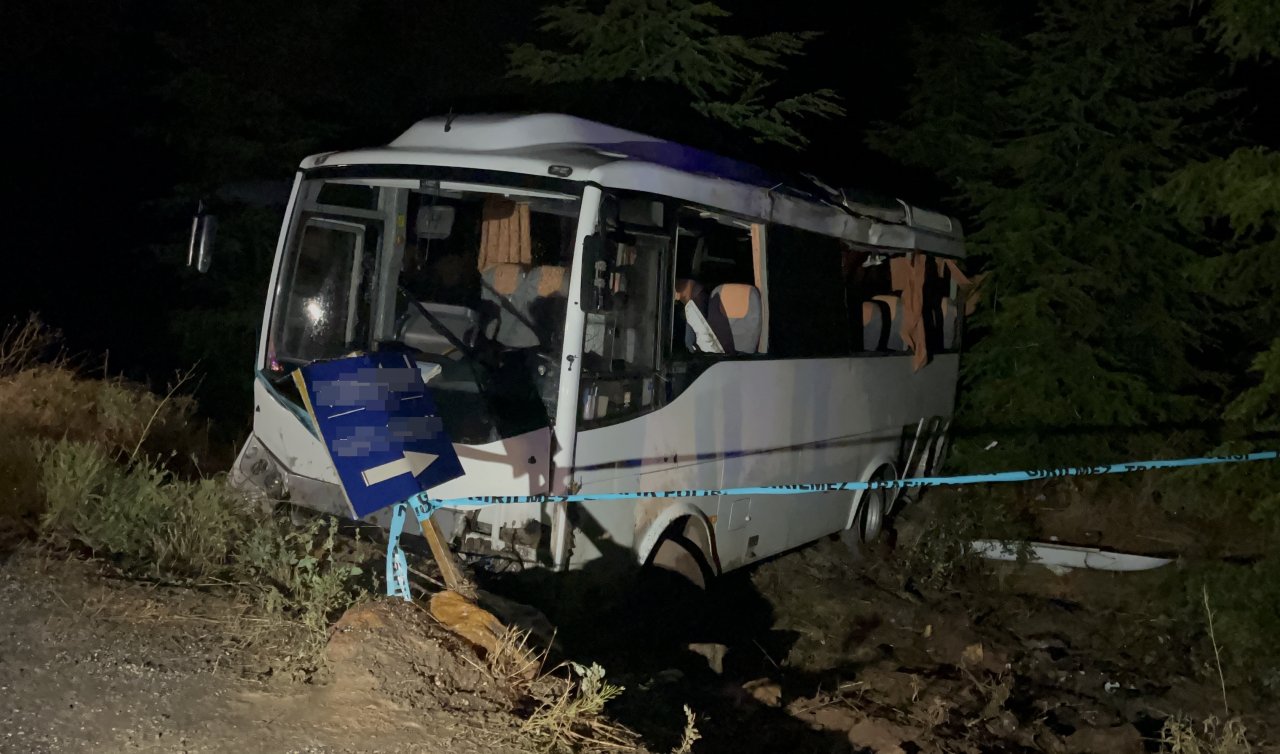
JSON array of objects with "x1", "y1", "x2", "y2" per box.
[{"x1": 302, "y1": 113, "x2": 964, "y2": 257}]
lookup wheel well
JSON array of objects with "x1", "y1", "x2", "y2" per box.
[{"x1": 641, "y1": 512, "x2": 719, "y2": 576}]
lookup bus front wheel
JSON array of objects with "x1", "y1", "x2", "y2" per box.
[{"x1": 645, "y1": 518, "x2": 715, "y2": 590}]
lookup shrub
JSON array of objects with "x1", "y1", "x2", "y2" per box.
[
  {"x1": 38, "y1": 440, "x2": 247, "y2": 577},
  {"x1": 36, "y1": 439, "x2": 363, "y2": 646}
]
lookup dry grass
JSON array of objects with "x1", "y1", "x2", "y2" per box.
[
  {"x1": 0, "y1": 314, "x2": 61, "y2": 377},
  {"x1": 522, "y1": 661, "x2": 638, "y2": 753},
  {"x1": 0, "y1": 365, "x2": 201, "y2": 454},
  {"x1": 1160, "y1": 717, "x2": 1252, "y2": 754},
  {"x1": 129, "y1": 366, "x2": 200, "y2": 461},
  {"x1": 670, "y1": 705, "x2": 701, "y2": 754},
  {"x1": 0, "y1": 315, "x2": 362, "y2": 664},
  {"x1": 0, "y1": 317, "x2": 204, "y2": 531},
  {"x1": 1157, "y1": 588, "x2": 1254, "y2": 753},
  {"x1": 451, "y1": 612, "x2": 662, "y2": 753},
  {"x1": 487, "y1": 625, "x2": 549, "y2": 685},
  {"x1": 1203, "y1": 585, "x2": 1230, "y2": 716},
  {"x1": 452, "y1": 622, "x2": 642, "y2": 752}
]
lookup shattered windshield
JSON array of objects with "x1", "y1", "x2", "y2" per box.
[{"x1": 266, "y1": 171, "x2": 583, "y2": 443}]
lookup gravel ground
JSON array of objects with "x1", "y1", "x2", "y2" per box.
[{"x1": 0, "y1": 549, "x2": 535, "y2": 754}]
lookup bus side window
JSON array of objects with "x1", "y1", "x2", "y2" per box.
[
  {"x1": 672, "y1": 209, "x2": 756, "y2": 356},
  {"x1": 849, "y1": 252, "x2": 894, "y2": 352},
  {"x1": 849, "y1": 251, "x2": 956, "y2": 357},
  {"x1": 765, "y1": 225, "x2": 852, "y2": 358}
]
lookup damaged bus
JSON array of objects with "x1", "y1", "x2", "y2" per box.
[{"x1": 215, "y1": 114, "x2": 968, "y2": 585}]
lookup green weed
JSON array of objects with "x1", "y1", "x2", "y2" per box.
[
  {"x1": 35, "y1": 438, "x2": 363, "y2": 653},
  {"x1": 233, "y1": 511, "x2": 365, "y2": 640},
  {"x1": 897, "y1": 486, "x2": 1032, "y2": 590},
  {"x1": 1, "y1": 316, "x2": 363, "y2": 665}
]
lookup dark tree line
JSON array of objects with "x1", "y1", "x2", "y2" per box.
[{"x1": 7, "y1": 0, "x2": 1276, "y2": 468}]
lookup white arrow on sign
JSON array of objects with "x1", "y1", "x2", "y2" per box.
[{"x1": 361, "y1": 450, "x2": 438, "y2": 487}]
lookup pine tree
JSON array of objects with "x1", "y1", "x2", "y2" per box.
[
  {"x1": 1203, "y1": 0, "x2": 1280, "y2": 60},
  {"x1": 1159, "y1": 0, "x2": 1280, "y2": 535},
  {"x1": 1165, "y1": 149, "x2": 1280, "y2": 437},
  {"x1": 507, "y1": 0, "x2": 843, "y2": 149},
  {"x1": 872, "y1": 0, "x2": 1225, "y2": 468},
  {"x1": 1166, "y1": 0, "x2": 1280, "y2": 439}
]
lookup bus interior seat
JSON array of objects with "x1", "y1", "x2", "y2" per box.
[
  {"x1": 399, "y1": 302, "x2": 481, "y2": 355},
  {"x1": 484, "y1": 262, "x2": 524, "y2": 295},
  {"x1": 710, "y1": 283, "x2": 762, "y2": 354},
  {"x1": 862, "y1": 300, "x2": 890, "y2": 352},
  {"x1": 675, "y1": 278, "x2": 706, "y2": 307},
  {"x1": 530, "y1": 265, "x2": 568, "y2": 298},
  {"x1": 868, "y1": 294, "x2": 955, "y2": 353},
  {"x1": 675, "y1": 278, "x2": 724, "y2": 354},
  {"x1": 872, "y1": 294, "x2": 905, "y2": 351},
  {"x1": 861, "y1": 255, "x2": 957, "y2": 354},
  {"x1": 940, "y1": 296, "x2": 957, "y2": 350},
  {"x1": 481, "y1": 263, "x2": 535, "y2": 347},
  {"x1": 482, "y1": 263, "x2": 568, "y2": 349},
  {"x1": 527, "y1": 265, "x2": 569, "y2": 345}
]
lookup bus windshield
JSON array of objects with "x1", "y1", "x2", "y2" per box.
[{"x1": 265, "y1": 172, "x2": 584, "y2": 443}]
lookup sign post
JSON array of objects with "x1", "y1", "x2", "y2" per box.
[{"x1": 291, "y1": 351, "x2": 469, "y2": 596}]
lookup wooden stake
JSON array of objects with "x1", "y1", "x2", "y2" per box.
[{"x1": 418, "y1": 510, "x2": 476, "y2": 599}]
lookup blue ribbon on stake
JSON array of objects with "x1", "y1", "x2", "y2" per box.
[
  {"x1": 386, "y1": 503, "x2": 413, "y2": 601},
  {"x1": 384, "y1": 449, "x2": 1278, "y2": 599}
]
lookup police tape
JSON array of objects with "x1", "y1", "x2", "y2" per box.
[
  {"x1": 386, "y1": 449, "x2": 1279, "y2": 599},
  {"x1": 408, "y1": 449, "x2": 1279, "y2": 509}
]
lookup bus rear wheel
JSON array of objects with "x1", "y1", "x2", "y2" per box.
[{"x1": 841, "y1": 466, "x2": 895, "y2": 559}]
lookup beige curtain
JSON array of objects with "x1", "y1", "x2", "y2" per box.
[
  {"x1": 899, "y1": 252, "x2": 929, "y2": 372},
  {"x1": 477, "y1": 196, "x2": 532, "y2": 271},
  {"x1": 936, "y1": 257, "x2": 985, "y2": 317},
  {"x1": 750, "y1": 224, "x2": 769, "y2": 353}
]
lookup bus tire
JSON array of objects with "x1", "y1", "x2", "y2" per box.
[
  {"x1": 841, "y1": 465, "x2": 895, "y2": 559},
  {"x1": 645, "y1": 519, "x2": 715, "y2": 590}
]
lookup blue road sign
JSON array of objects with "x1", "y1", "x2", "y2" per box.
[{"x1": 292, "y1": 351, "x2": 465, "y2": 519}]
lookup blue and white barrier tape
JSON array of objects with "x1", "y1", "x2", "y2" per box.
[
  {"x1": 409, "y1": 450, "x2": 1278, "y2": 509},
  {"x1": 386, "y1": 449, "x2": 1277, "y2": 599},
  {"x1": 386, "y1": 502, "x2": 413, "y2": 600}
]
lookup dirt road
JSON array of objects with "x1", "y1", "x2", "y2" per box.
[
  {"x1": 3, "y1": 502, "x2": 1276, "y2": 753},
  {"x1": 0, "y1": 549, "x2": 535, "y2": 754}
]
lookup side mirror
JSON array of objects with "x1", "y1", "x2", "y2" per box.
[
  {"x1": 187, "y1": 202, "x2": 218, "y2": 273},
  {"x1": 580, "y1": 233, "x2": 609, "y2": 312}
]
